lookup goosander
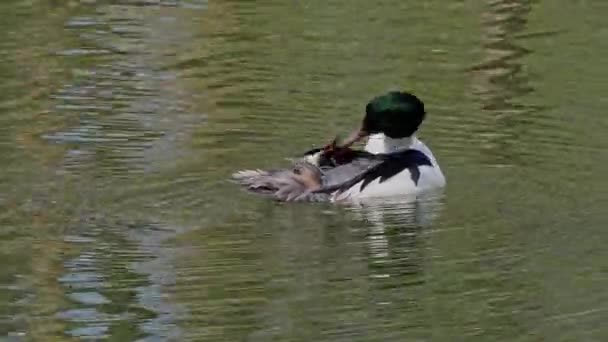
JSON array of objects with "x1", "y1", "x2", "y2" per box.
[{"x1": 232, "y1": 91, "x2": 446, "y2": 202}]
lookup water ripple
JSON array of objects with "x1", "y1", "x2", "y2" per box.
[{"x1": 2, "y1": 0, "x2": 608, "y2": 341}]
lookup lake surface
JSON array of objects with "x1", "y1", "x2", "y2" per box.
[{"x1": 1, "y1": 0, "x2": 607, "y2": 341}]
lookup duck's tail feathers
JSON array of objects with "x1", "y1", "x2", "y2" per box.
[{"x1": 231, "y1": 167, "x2": 330, "y2": 202}]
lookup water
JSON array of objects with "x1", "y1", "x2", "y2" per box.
[{"x1": 1, "y1": 0, "x2": 607, "y2": 341}]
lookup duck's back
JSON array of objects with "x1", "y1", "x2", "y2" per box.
[{"x1": 333, "y1": 137, "x2": 445, "y2": 201}]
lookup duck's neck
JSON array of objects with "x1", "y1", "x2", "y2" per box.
[{"x1": 364, "y1": 134, "x2": 415, "y2": 154}]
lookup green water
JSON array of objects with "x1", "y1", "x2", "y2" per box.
[{"x1": 1, "y1": 0, "x2": 607, "y2": 341}]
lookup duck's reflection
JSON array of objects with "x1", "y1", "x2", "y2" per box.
[
  {"x1": 219, "y1": 190, "x2": 447, "y2": 340},
  {"x1": 347, "y1": 191, "x2": 445, "y2": 294}
]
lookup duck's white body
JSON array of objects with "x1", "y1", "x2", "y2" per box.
[{"x1": 332, "y1": 134, "x2": 446, "y2": 202}]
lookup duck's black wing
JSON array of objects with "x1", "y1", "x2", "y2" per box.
[{"x1": 314, "y1": 149, "x2": 433, "y2": 194}]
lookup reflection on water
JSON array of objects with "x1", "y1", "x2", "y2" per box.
[
  {"x1": 54, "y1": 221, "x2": 183, "y2": 340},
  {"x1": 45, "y1": 3, "x2": 206, "y2": 177},
  {"x1": 469, "y1": 0, "x2": 541, "y2": 167},
  {"x1": 1, "y1": 0, "x2": 608, "y2": 341}
]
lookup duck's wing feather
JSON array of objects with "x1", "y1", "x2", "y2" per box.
[
  {"x1": 315, "y1": 149, "x2": 433, "y2": 194},
  {"x1": 232, "y1": 168, "x2": 293, "y2": 195},
  {"x1": 316, "y1": 155, "x2": 385, "y2": 193},
  {"x1": 232, "y1": 163, "x2": 331, "y2": 202},
  {"x1": 232, "y1": 149, "x2": 433, "y2": 202}
]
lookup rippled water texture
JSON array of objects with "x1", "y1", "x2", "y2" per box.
[{"x1": 1, "y1": 1, "x2": 607, "y2": 341}]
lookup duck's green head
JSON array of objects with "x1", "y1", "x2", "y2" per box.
[
  {"x1": 334, "y1": 91, "x2": 427, "y2": 149},
  {"x1": 362, "y1": 91, "x2": 426, "y2": 138}
]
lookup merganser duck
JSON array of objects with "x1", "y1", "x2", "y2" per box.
[{"x1": 232, "y1": 91, "x2": 446, "y2": 202}]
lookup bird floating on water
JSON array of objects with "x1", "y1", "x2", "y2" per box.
[{"x1": 232, "y1": 91, "x2": 446, "y2": 202}]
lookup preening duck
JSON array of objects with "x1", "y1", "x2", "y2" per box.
[{"x1": 232, "y1": 91, "x2": 446, "y2": 202}]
